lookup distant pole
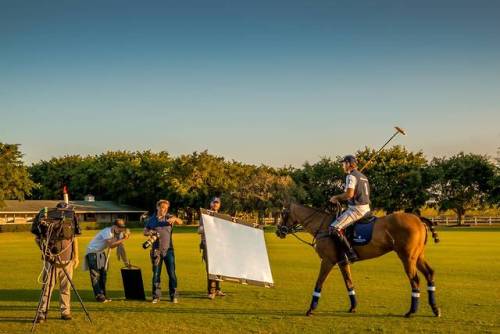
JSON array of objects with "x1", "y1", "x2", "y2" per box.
[{"x1": 63, "y1": 185, "x2": 69, "y2": 204}]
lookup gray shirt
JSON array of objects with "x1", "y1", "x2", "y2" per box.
[{"x1": 145, "y1": 214, "x2": 174, "y2": 255}]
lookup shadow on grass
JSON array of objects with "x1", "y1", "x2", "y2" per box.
[
  {"x1": 0, "y1": 316, "x2": 33, "y2": 324},
  {"x1": 0, "y1": 289, "x2": 437, "y2": 320},
  {"x1": 0, "y1": 289, "x2": 212, "y2": 303},
  {"x1": 0, "y1": 289, "x2": 97, "y2": 302}
]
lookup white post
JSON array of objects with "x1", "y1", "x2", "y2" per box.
[{"x1": 474, "y1": 217, "x2": 477, "y2": 226}]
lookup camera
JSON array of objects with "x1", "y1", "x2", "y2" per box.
[{"x1": 142, "y1": 232, "x2": 159, "y2": 249}]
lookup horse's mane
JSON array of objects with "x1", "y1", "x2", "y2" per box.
[{"x1": 291, "y1": 202, "x2": 336, "y2": 220}]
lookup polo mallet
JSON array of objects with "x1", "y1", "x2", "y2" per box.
[{"x1": 359, "y1": 126, "x2": 407, "y2": 172}]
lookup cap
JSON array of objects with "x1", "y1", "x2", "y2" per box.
[
  {"x1": 114, "y1": 218, "x2": 126, "y2": 228},
  {"x1": 56, "y1": 202, "x2": 69, "y2": 209}
]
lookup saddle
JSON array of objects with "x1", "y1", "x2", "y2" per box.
[{"x1": 345, "y1": 212, "x2": 377, "y2": 246}]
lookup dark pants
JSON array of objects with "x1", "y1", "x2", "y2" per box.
[
  {"x1": 151, "y1": 248, "x2": 177, "y2": 299},
  {"x1": 201, "y1": 241, "x2": 221, "y2": 294},
  {"x1": 86, "y1": 253, "x2": 107, "y2": 299}
]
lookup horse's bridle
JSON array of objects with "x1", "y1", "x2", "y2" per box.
[{"x1": 278, "y1": 204, "x2": 340, "y2": 248}]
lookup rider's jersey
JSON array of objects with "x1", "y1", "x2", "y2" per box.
[{"x1": 345, "y1": 169, "x2": 371, "y2": 214}]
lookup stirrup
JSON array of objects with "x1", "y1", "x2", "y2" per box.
[
  {"x1": 337, "y1": 253, "x2": 350, "y2": 265},
  {"x1": 347, "y1": 252, "x2": 358, "y2": 262}
]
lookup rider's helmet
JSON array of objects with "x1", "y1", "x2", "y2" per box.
[{"x1": 341, "y1": 155, "x2": 357, "y2": 165}]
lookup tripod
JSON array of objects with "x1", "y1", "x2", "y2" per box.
[{"x1": 31, "y1": 255, "x2": 92, "y2": 332}]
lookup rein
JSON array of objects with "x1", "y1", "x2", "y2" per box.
[{"x1": 289, "y1": 204, "x2": 340, "y2": 248}]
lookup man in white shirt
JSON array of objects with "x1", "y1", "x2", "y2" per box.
[
  {"x1": 84, "y1": 219, "x2": 130, "y2": 302},
  {"x1": 329, "y1": 155, "x2": 371, "y2": 264}
]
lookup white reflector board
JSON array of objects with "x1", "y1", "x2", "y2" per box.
[{"x1": 201, "y1": 210, "x2": 274, "y2": 287}]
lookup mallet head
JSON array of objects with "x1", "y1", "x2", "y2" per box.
[{"x1": 395, "y1": 126, "x2": 406, "y2": 136}]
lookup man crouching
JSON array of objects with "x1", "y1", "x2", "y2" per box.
[{"x1": 84, "y1": 219, "x2": 130, "y2": 302}]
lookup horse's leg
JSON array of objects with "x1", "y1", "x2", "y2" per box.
[
  {"x1": 397, "y1": 252, "x2": 421, "y2": 318},
  {"x1": 417, "y1": 255, "x2": 441, "y2": 317},
  {"x1": 339, "y1": 263, "x2": 357, "y2": 313},
  {"x1": 306, "y1": 259, "x2": 334, "y2": 316}
]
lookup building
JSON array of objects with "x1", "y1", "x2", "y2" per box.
[{"x1": 0, "y1": 199, "x2": 146, "y2": 225}]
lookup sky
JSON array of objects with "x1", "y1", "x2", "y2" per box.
[{"x1": 1, "y1": 0, "x2": 499, "y2": 167}]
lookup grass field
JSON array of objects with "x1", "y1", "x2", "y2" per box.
[{"x1": 0, "y1": 227, "x2": 499, "y2": 334}]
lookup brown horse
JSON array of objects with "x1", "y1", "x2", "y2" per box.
[{"x1": 276, "y1": 202, "x2": 441, "y2": 318}]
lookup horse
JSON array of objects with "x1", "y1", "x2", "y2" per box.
[{"x1": 276, "y1": 202, "x2": 441, "y2": 318}]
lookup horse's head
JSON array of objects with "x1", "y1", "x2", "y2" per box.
[{"x1": 276, "y1": 204, "x2": 300, "y2": 239}]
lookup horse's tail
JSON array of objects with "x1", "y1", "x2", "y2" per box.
[{"x1": 420, "y1": 216, "x2": 440, "y2": 244}]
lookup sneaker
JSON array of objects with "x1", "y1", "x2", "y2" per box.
[
  {"x1": 96, "y1": 295, "x2": 106, "y2": 302},
  {"x1": 215, "y1": 290, "x2": 226, "y2": 297},
  {"x1": 170, "y1": 297, "x2": 178, "y2": 303},
  {"x1": 61, "y1": 314, "x2": 72, "y2": 321},
  {"x1": 152, "y1": 298, "x2": 160, "y2": 304},
  {"x1": 207, "y1": 293, "x2": 215, "y2": 300},
  {"x1": 103, "y1": 298, "x2": 112, "y2": 303}
]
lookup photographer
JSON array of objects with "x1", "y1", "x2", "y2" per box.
[
  {"x1": 33, "y1": 202, "x2": 81, "y2": 323},
  {"x1": 144, "y1": 199, "x2": 182, "y2": 304},
  {"x1": 84, "y1": 219, "x2": 130, "y2": 302}
]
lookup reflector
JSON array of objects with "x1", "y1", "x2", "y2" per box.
[{"x1": 201, "y1": 209, "x2": 274, "y2": 287}]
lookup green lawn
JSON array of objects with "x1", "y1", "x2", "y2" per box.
[{"x1": 0, "y1": 228, "x2": 499, "y2": 334}]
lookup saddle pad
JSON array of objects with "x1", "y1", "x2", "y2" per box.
[{"x1": 349, "y1": 216, "x2": 377, "y2": 246}]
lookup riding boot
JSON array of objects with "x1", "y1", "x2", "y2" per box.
[
  {"x1": 334, "y1": 230, "x2": 358, "y2": 264},
  {"x1": 333, "y1": 238, "x2": 349, "y2": 265}
]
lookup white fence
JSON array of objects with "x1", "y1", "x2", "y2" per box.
[{"x1": 427, "y1": 216, "x2": 500, "y2": 226}]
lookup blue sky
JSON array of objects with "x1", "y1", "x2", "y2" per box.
[{"x1": 1, "y1": 0, "x2": 499, "y2": 166}]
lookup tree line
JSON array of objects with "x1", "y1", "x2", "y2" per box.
[{"x1": 1, "y1": 143, "x2": 499, "y2": 224}]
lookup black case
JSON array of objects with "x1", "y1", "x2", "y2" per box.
[{"x1": 121, "y1": 266, "x2": 146, "y2": 300}]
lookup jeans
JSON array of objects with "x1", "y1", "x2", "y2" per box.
[
  {"x1": 151, "y1": 248, "x2": 177, "y2": 299},
  {"x1": 201, "y1": 240, "x2": 221, "y2": 294},
  {"x1": 86, "y1": 253, "x2": 107, "y2": 298}
]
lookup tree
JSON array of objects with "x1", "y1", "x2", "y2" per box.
[
  {"x1": 356, "y1": 146, "x2": 430, "y2": 213},
  {"x1": 29, "y1": 151, "x2": 173, "y2": 210},
  {"x1": 429, "y1": 153, "x2": 497, "y2": 224},
  {"x1": 167, "y1": 151, "x2": 295, "y2": 219},
  {"x1": 291, "y1": 157, "x2": 344, "y2": 208},
  {"x1": 225, "y1": 164, "x2": 295, "y2": 215},
  {"x1": 0, "y1": 143, "x2": 35, "y2": 207}
]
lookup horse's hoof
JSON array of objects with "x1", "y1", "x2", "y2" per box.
[
  {"x1": 404, "y1": 312, "x2": 413, "y2": 318},
  {"x1": 433, "y1": 307, "x2": 441, "y2": 317},
  {"x1": 348, "y1": 307, "x2": 356, "y2": 313},
  {"x1": 306, "y1": 309, "x2": 313, "y2": 317}
]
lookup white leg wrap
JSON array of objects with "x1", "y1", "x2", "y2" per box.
[
  {"x1": 412, "y1": 292, "x2": 421, "y2": 298},
  {"x1": 427, "y1": 286, "x2": 436, "y2": 291},
  {"x1": 348, "y1": 290, "x2": 356, "y2": 296},
  {"x1": 312, "y1": 291, "x2": 321, "y2": 297}
]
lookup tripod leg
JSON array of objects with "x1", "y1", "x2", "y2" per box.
[
  {"x1": 31, "y1": 261, "x2": 52, "y2": 333},
  {"x1": 31, "y1": 287, "x2": 45, "y2": 332},
  {"x1": 59, "y1": 264, "x2": 93, "y2": 324}
]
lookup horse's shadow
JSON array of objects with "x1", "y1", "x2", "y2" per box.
[{"x1": 308, "y1": 310, "x2": 439, "y2": 319}]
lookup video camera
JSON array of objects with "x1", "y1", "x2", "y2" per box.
[
  {"x1": 31, "y1": 206, "x2": 81, "y2": 263},
  {"x1": 33, "y1": 206, "x2": 80, "y2": 240}
]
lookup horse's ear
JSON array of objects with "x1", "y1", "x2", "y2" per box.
[
  {"x1": 280, "y1": 197, "x2": 291, "y2": 209},
  {"x1": 282, "y1": 199, "x2": 293, "y2": 210}
]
